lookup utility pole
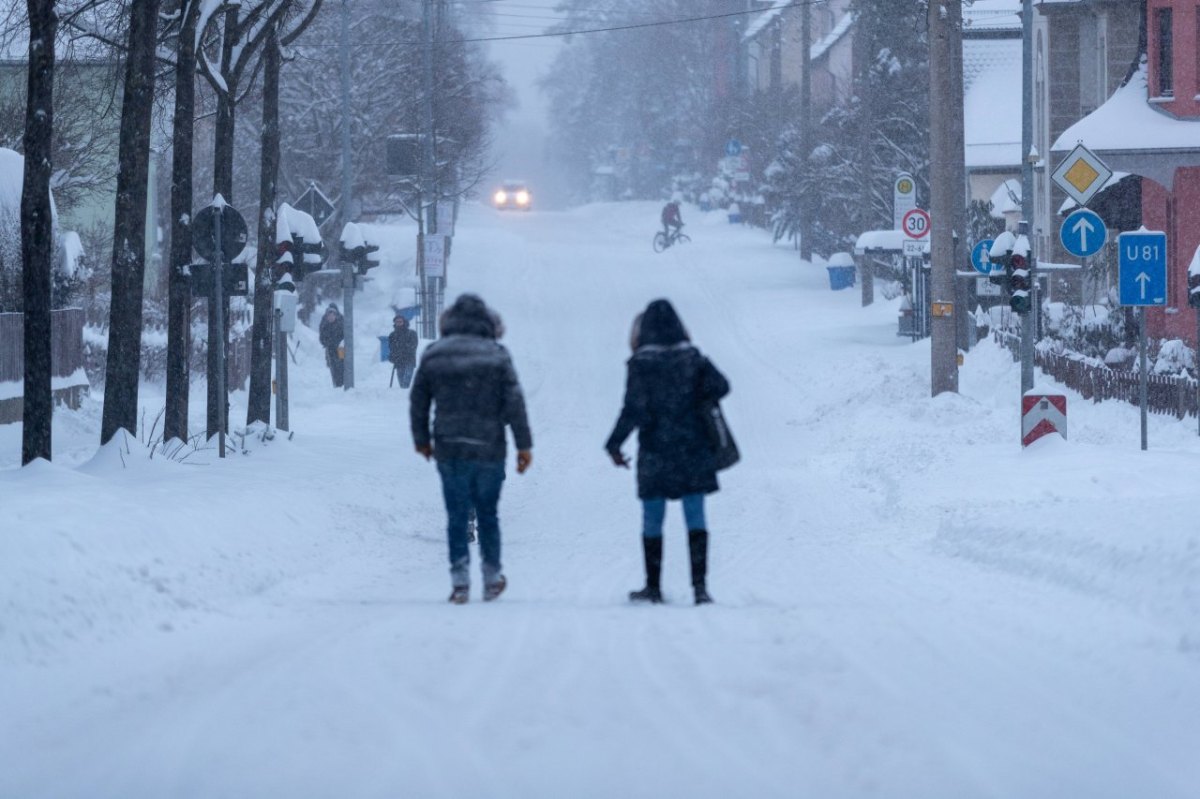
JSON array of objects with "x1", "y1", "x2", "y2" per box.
[
  {"x1": 798, "y1": 0, "x2": 813, "y2": 262},
  {"x1": 928, "y1": 0, "x2": 963, "y2": 396},
  {"x1": 1020, "y1": 0, "x2": 1036, "y2": 392},
  {"x1": 420, "y1": 0, "x2": 439, "y2": 339},
  {"x1": 339, "y1": 0, "x2": 355, "y2": 388}
]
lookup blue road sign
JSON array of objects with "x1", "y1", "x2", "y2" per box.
[
  {"x1": 1060, "y1": 209, "x2": 1107, "y2": 258},
  {"x1": 970, "y1": 239, "x2": 996, "y2": 275},
  {"x1": 725, "y1": 138, "x2": 742, "y2": 157},
  {"x1": 1118, "y1": 230, "x2": 1168, "y2": 306}
]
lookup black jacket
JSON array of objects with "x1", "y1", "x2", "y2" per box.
[
  {"x1": 389, "y1": 327, "x2": 419, "y2": 367},
  {"x1": 319, "y1": 312, "x2": 344, "y2": 351},
  {"x1": 606, "y1": 343, "x2": 730, "y2": 500},
  {"x1": 410, "y1": 295, "x2": 532, "y2": 462}
]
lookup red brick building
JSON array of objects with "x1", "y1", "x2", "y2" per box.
[{"x1": 1051, "y1": 0, "x2": 1200, "y2": 342}]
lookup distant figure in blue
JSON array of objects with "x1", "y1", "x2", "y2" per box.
[
  {"x1": 605, "y1": 299, "x2": 730, "y2": 605},
  {"x1": 388, "y1": 314, "x2": 419, "y2": 388}
]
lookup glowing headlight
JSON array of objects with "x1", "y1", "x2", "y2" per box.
[
  {"x1": 515, "y1": 190, "x2": 530, "y2": 206},
  {"x1": 494, "y1": 190, "x2": 508, "y2": 204}
]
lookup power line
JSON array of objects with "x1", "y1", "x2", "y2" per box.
[{"x1": 294, "y1": 1, "x2": 817, "y2": 47}]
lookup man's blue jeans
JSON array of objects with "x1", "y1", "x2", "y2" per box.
[
  {"x1": 642, "y1": 494, "x2": 706, "y2": 538},
  {"x1": 437, "y1": 459, "x2": 505, "y2": 587}
]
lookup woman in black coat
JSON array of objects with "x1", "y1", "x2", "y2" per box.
[{"x1": 605, "y1": 299, "x2": 730, "y2": 605}]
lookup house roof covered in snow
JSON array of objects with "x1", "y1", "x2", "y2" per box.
[
  {"x1": 963, "y1": 37, "x2": 1023, "y2": 170},
  {"x1": 964, "y1": 0, "x2": 1022, "y2": 33},
  {"x1": 1053, "y1": 65, "x2": 1200, "y2": 188}
]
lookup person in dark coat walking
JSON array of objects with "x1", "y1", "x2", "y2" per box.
[
  {"x1": 605, "y1": 299, "x2": 730, "y2": 605},
  {"x1": 410, "y1": 294, "x2": 533, "y2": 604},
  {"x1": 318, "y1": 303, "x2": 345, "y2": 388},
  {"x1": 388, "y1": 314, "x2": 419, "y2": 388}
]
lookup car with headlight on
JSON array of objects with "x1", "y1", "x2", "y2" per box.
[{"x1": 492, "y1": 181, "x2": 532, "y2": 211}]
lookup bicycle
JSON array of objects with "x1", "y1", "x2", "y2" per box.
[{"x1": 652, "y1": 227, "x2": 690, "y2": 253}]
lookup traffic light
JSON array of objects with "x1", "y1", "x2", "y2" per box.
[
  {"x1": 360, "y1": 243, "x2": 381, "y2": 275},
  {"x1": 987, "y1": 231, "x2": 1016, "y2": 288},
  {"x1": 277, "y1": 234, "x2": 325, "y2": 282},
  {"x1": 1008, "y1": 252, "x2": 1030, "y2": 314}
]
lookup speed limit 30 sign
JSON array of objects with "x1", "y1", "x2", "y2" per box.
[{"x1": 902, "y1": 208, "x2": 931, "y2": 240}]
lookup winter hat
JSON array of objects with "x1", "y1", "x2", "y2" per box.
[
  {"x1": 637, "y1": 299, "x2": 688, "y2": 347},
  {"x1": 326, "y1": 303, "x2": 340, "y2": 314},
  {"x1": 439, "y1": 293, "x2": 497, "y2": 338}
]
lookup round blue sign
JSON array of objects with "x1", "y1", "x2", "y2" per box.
[
  {"x1": 725, "y1": 138, "x2": 742, "y2": 157},
  {"x1": 1060, "y1": 209, "x2": 1107, "y2": 258},
  {"x1": 970, "y1": 239, "x2": 996, "y2": 275}
]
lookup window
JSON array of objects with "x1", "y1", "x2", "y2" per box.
[{"x1": 1157, "y1": 7, "x2": 1174, "y2": 97}]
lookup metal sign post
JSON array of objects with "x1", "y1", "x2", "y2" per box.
[
  {"x1": 213, "y1": 209, "x2": 226, "y2": 458},
  {"x1": 1118, "y1": 228, "x2": 1169, "y2": 451}
]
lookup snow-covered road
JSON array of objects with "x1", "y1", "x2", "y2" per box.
[{"x1": 2, "y1": 202, "x2": 1198, "y2": 798}]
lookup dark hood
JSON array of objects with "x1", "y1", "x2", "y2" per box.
[
  {"x1": 637, "y1": 299, "x2": 688, "y2": 347},
  {"x1": 439, "y1": 293, "x2": 497, "y2": 338}
]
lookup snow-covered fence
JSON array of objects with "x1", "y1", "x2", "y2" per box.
[
  {"x1": 994, "y1": 330, "x2": 1199, "y2": 419},
  {"x1": 0, "y1": 309, "x2": 90, "y2": 424}
]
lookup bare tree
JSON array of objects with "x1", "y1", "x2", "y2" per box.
[
  {"x1": 20, "y1": 0, "x2": 57, "y2": 464},
  {"x1": 100, "y1": 0, "x2": 162, "y2": 444},
  {"x1": 246, "y1": 0, "x2": 323, "y2": 427}
]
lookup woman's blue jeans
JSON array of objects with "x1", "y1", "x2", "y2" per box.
[{"x1": 642, "y1": 494, "x2": 706, "y2": 538}]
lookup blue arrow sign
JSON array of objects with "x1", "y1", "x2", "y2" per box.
[
  {"x1": 1118, "y1": 230, "x2": 1168, "y2": 306},
  {"x1": 725, "y1": 138, "x2": 742, "y2": 157},
  {"x1": 1060, "y1": 209, "x2": 1107, "y2": 258},
  {"x1": 970, "y1": 239, "x2": 996, "y2": 275}
]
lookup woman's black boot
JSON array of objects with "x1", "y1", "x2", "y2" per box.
[
  {"x1": 629, "y1": 537, "x2": 663, "y2": 603},
  {"x1": 689, "y1": 529, "x2": 712, "y2": 605}
]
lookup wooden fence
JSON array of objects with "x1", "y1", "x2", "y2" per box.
[
  {"x1": 0, "y1": 309, "x2": 89, "y2": 423},
  {"x1": 994, "y1": 330, "x2": 1199, "y2": 419}
]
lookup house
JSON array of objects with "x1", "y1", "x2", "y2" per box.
[
  {"x1": 963, "y1": 1, "x2": 1024, "y2": 209},
  {"x1": 1048, "y1": 0, "x2": 1200, "y2": 342},
  {"x1": 741, "y1": 0, "x2": 855, "y2": 110}
]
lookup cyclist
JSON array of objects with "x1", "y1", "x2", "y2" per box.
[{"x1": 661, "y1": 196, "x2": 684, "y2": 244}]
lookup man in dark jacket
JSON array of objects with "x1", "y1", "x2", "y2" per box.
[
  {"x1": 388, "y1": 314, "x2": 419, "y2": 388},
  {"x1": 410, "y1": 294, "x2": 533, "y2": 604},
  {"x1": 606, "y1": 299, "x2": 729, "y2": 605},
  {"x1": 318, "y1": 303, "x2": 345, "y2": 387}
]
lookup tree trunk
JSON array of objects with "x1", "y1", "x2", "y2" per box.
[
  {"x1": 207, "y1": 5, "x2": 239, "y2": 439},
  {"x1": 247, "y1": 25, "x2": 281, "y2": 426},
  {"x1": 101, "y1": 0, "x2": 162, "y2": 445},
  {"x1": 20, "y1": 0, "x2": 57, "y2": 465},
  {"x1": 166, "y1": 2, "x2": 201, "y2": 444}
]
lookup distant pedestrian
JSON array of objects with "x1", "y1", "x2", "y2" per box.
[
  {"x1": 410, "y1": 294, "x2": 533, "y2": 604},
  {"x1": 388, "y1": 314, "x2": 419, "y2": 388},
  {"x1": 319, "y1": 303, "x2": 345, "y2": 388},
  {"x1": 605, "y1": 299, "x2": 730, "y2": 605}
]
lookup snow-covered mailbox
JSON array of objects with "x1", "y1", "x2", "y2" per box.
[{"x1": 853, "y1": 229, "x2": 907, "y2": 313}]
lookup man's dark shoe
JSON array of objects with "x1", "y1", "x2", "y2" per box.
[
  {"x1": 629, "y1": 585, "x2": 663, "y2": 603},
  {"x1": 483, "y1": 575, "x2": 507, "y2": 602},
  {"x1": 449, "y1": 586, "x2": 469, "y2": 604},
  {"x1": 693, "y1": 586, "x2": 713, "y2": 605}
]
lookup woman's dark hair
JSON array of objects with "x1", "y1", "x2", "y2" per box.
[{"x1": 637, "y1": 299, "x2": 689, "y2": 347}]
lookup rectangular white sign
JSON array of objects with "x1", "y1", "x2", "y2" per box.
[
  {"x1": 902, "y1": 239, "x2": 929, "y2": 257},
  {"x1": 423, "y1": 234, "x2": 446, "y2": 278}
]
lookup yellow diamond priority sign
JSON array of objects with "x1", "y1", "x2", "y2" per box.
[{"x1": 1051, "y1": 143, "x2": 1113, "y2": 207}]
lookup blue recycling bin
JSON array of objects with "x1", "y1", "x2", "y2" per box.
[
  {"x1": 378, "y1": 335, "x2": 390, "y2": 362},
  {"x1": 826, "y1": 265, "x2": 856, "y2": 290}
]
